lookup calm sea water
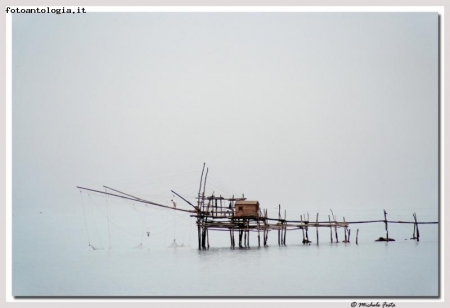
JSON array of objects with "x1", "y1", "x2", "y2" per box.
[{"x1": 12, "y1": 209, "x2": 439, "y2": 297}]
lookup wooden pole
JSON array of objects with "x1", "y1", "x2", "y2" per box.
[
  {"x1": 329, "y1": 215, "x2": 333, "y2": 243},
  {"x1": 414, "y1": 213, "x2": 420, "y2": 242},
  {"x1": 257, "y1": 220, "x2": 261, "y2": 247},
  {"x1": 316, "y1": 213, "x2": 319, "y2": 245},
  {"x1": 278, "y1": 227, "x2": 281, "y2": 246},
  {"x1": 238, "y1": 228, "x2": 241, "y2": 248},
  {"x1": 335, "y1": 225, "x2": 339, "y2": 243},
  {"x1": 264, "y1": 209, "x2": 268, "y2": 246},
  {"x1": 207, "y1": 228, "x2": 210, "y2": 248},
  {"x1": 244, "y1": 229, "x2": 247, "y2": 248},
  {"x1": 197, "y1": 163, "x2": 205, "y2": 209},
  {"x1": 301, "y1": 215, "x2": 305, "y2": 243},
  {"x1": 202, "y1": 226, "x2": 206, "y2": 249},
  {"x1": 278, "y1": 223, "x2": 281, "y2": 246},
  {"x1": 247, "y1": 219, "x2": 250, "y2": 247},
  {"x1": 384, "y1": 209, "x2": 389, "y2": 240},
  {"x1": 232, "y1": 228, "x2": 235, "y2": 248},
  {"x1": 305, "y1": 226, "x2": 309, "y2": 243},
  {"x1": 197, "y1": 224, "x2": 201, "y2": 250},
  {"x1": 284, "y1": 210, "x2": 287, "y2": 245},
  {"x1": 332, "y1": 211, "x2": 338, "y2": 243},
  {"x1": 356, "y1": 229, "x2": 359, "y2": 245},
  {"x1": 278, "y1": 205, "x2": 281, "y2": 246},
  {"x1": 202, "y1": 168, "x2": 209, "y2": 201},
  {"x1": 343, "y1": 217, "x2": 347, "y2": 242}
]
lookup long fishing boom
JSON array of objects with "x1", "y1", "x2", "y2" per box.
[{"x1": 77, "y1": 186, "x2": 196, "y2": 214}]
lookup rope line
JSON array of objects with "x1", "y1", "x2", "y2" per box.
[
  {"x1": 105, "y1": 189, "x2": 112, "y2": 249},
  {"x1": 89, "y1": 196, "x2": 143, "y2": 237},
  {"x1": 133, "y1": 203, "x2": 145, "y2": 244},
  {"x1": 88, "y1": 194, "x2": 104, "y2": 249},
  {"x1": 79, "y1": 191, "x2": 92, "y2": 247}
]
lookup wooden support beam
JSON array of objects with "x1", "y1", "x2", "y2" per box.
[
  {"x1": 414, "y1": 213, "x2": 420, "y2": 242},
  {"x1": 197, "y1": 222, "x2": 201, "y2": 250},
  {"x1": 239, "y1": 229, "x2": 243, "y2": 248},
  {"x1": 306, "y1": 226, "x2": 309, "y2": 243},
  {"x1": 197, "y1": 163, "x2": 206, "y2": 208},
  {"x1": 244, "y1": 227, "x2": 247, "y2": 248},
  {"x1": 343, "y1": 217, "x2": 348, "y2": 243},
  {"x1": 329, "y1": 215, "x2": 333, "y2": 243},
  {"x1": 248, "y1": 230, "x2": 251, "y2": 247},
  {"x1": 257, "y1": 220, "x2": 261, "y2": 247},
  {"x1": 202, "y1": 226, "x2": 207, "y2": 249},
  {"x1": 384, "y1": 209, "x2": 389, "y2": 240},
  {"x1": 335, "y1": 224, "x2": 339, "y2": 243},
  {"x1": 316, "y1": 213, "x2": 319, "y2": 246},
  {"x1": 278, "y1": 223, "x2": 281, "y2": 246},
  {"x1": 231, "y1": 228, "x2": 235, "y2": 248}
]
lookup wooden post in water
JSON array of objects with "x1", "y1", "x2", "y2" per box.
[
  {"x1": 348, "y1": 229, "x2": 351, "y2": 243},
  {"x1": 243, "y1": 227, "x2": 247, "y2": 248},
  {"x1": 356, "y1": 229, "x2": 359, "y2": 245},
  {"x1": 413, "y1": 213, "x2": 420, "y2": 242},
  {"x1": 264, "y1": 209, "x2": 268, "y2": 246},
  {"x1": 257, "y1": 220, "x2": 261, "y2": 247},
  {"x1": 384, "y1": 209, "x2": 389, "y2": 240},
  {"x1": 202, "y1": 226, "x2": 207, "y2": 249},
  {"x1": 247, "y1": 219, "x2": 250, "y2": 247},
  {"x1": 278, "y1": 205, "x2": 281, "y2": 246},
  {"x1": 232, "y1": 228, "x2": 235, "y2": 248},
  {"x1": 329, "y1": 215, "x2": 333, "y2": 243},
  {"x1": 198, "y1": 225, "x2": 202, "y2": 249},
  {"x1": 316, "y1": 213, "x2": 319, "y2": 245},
  {"x1": 334, "y1": 221, "x2": 339, "y2": 243},
  {"x1": 331, "y1": 210, "x2": 338, "y2": 243},
  {"x1": 281, "y1": 223, "x2": 284, "y2": 246},
  {"x1": 305, "y1": 226, "x2": 309, "y2": 243},
  {"x1": 197, "y1": 163, "x2": 206, "y2": 250},
  {"x1": 283, "y1": 210, "x2": 287, "y2": 245},
  {"x1": 239, "y1": 228, "x2": 243, "y2": 248},
  {"x1": 207, "y1": 228, "x2": 210, "y2": 248},
  {"x1": 301, "y1": 215, "x2": 305, "y2": 244},
  {"x1": 278, "y1": 227, "x2": 281, "y2": 246},
  {"x1": 343, "y1": 217, "x2": 347, "y2": 242}
]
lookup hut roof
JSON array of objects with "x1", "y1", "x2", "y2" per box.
[{"x1": 235, "y1": 200, "x2": 259, "y2": 206}]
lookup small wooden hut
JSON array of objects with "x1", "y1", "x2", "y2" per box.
[{"x1": 234, "y1": 200, "x2": 259, "y2": 218}]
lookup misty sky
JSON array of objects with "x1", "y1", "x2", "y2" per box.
[{"x1": 12, "y1": 12, "x2": 438, "y2": 223}]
